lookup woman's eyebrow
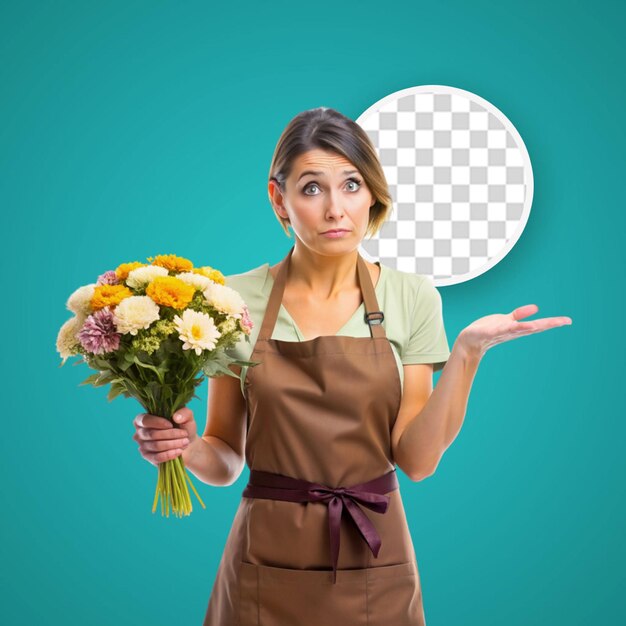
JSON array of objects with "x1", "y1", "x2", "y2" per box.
[{"x1": 297, "y1": 169, "x2": 359, "y2": 182}]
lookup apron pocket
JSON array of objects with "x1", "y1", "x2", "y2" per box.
[
  {"x1": 239, "y1": 561, "x2": 368, "y2": 626},
  {"x1": 366, "y1": 561, "x2": 425, "y2": 626}
]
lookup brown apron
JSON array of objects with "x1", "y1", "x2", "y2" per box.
[{"x1": 203, "y1": 245, "x2": 427, "y2": 625}]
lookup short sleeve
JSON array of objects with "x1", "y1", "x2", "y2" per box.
[
  {"x1": 222, "y1": 273, "x2": 255, "y2": 363},
  {"x1": 402, "y1": 277, "x2": 451, "y2": 372},
  {"x1": 220, "y1": 267, "x2": 266, "y2": 396}
]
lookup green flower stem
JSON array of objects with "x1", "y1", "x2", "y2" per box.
[
  {"x1": 169, "y1": 461, "x2": 180, "y2": 509},
  {"x1": 166, "y1": 461, "x2": 172, "y2": 517},
  {"x1": 150, "y1": 455, "x2": 205, "y2": 518},
  {"x1": 182, "y1": 458, "x2": 206, "y2": 510},
  {"x1": 152, "y1": 470, "x2": 160, "y2": 513},
  {"x1": 171, "y1": 457, "x2": 185, "y2": 512},
  {"x1": 166, "y1": 461, "x2": 172, "y2": 516}
]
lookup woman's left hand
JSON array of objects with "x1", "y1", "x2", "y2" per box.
[{"x1": 457, "y1": 304, "x2": 573, "y2": 359}]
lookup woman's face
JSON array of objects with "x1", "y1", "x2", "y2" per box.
[{"x1": 270, "y1": 149, "x2": 375, "y2": 255}]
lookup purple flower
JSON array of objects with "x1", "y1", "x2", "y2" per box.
[
  {"x1": 78, "y1": 307, "x2": 121, "y2": 354},
  {"x1": 97, "y1": 270, "x2": 119, "y2": 286}
]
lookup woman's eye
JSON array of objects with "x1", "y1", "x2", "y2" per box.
[{"x1": 303, "y1": 179, "x2": 362, "y2": 195}]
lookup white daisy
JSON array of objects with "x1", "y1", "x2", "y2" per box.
[
  {"x1": 112, "y1": 295, "x2": 161, "y2": 335},
  {"x1": 56, "y1": 315, "x2": 85, "y2": 363},
  {"x1": 66, "y1": 284, "x2": 96, "y2": 316},
  {"x1": 202, "y1": 282, "x2": 245, "y2": 318},
  {"x1": 173, "y1": 309, "x2": 221, "y2": 355},
  {"x1": 175, "y1": 272, "x2": 213, "y2": 292},
  {"x1": 126, "y1": 265, "x2": 169, "y2": 289}
]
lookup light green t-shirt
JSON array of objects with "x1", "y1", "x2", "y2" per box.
[{"x1": 224, "y1": 262, "x2": 451, "y2": 396}]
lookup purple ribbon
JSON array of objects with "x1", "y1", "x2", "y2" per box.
[{"x1": 242, "y1": 469, "x2": 399, "y2": 584}]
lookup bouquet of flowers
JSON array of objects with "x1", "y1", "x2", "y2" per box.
[{"x1": 56, "y1": 253, "x2": 257, "y2": 518}]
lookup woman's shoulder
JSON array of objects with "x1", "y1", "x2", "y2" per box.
[
  {"x1": 378, "y1": 263, "x2": 443, "y2": 323},
  {"x1": 223, "y1": 263, "x2": 270, "y2": 303},
  {"x1": 379, "y1": 262, "x2": 431, "y2": 297}
]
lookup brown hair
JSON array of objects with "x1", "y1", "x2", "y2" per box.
[{"x1": 268, "y1": 107, "x2": 393, "y2": 240}]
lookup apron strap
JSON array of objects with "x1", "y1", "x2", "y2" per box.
[{"x1": 258, "y1": 245, "x2": 386, "y2": 342}]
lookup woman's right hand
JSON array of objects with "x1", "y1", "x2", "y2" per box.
[{"x1": 132, "y1": 407, "x2": 197, "y2": 466}]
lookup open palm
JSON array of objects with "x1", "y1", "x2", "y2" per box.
[{"x1": 459, "y1": 304, "x2": 573, "y2": 358}]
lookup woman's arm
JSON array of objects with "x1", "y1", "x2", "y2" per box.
[
  {"x1": 181, "y1": 364, "x2": 247, "y2": 486},
  {"x1": 394, "y1": 304, "x2": 572, "y2": 480},
  {"x1": 182, "y1": 436, "x2": 243, "y2": 487},
  {"x1": 393, "y1": 335, "x2": 482, "y2": 480}
]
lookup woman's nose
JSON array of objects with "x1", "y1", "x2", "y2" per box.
[{"x1": 324, "y1": 192, "x2": 345, "y2": 217}]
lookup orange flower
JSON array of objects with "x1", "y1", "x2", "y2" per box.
[
  {"x1": 91, "y1": 284, "x2": 133, "y2": 311},
  {"x1": 115, "y1": 262, "x2": 147, "y2": 281},
  {"x1": 146, "y1": 276, "x2": 195, "y2": 310},
  {"x1": 192, "y1": 266, "x2": 225, "y2": 285},
  {"x1": 148, "y1": 254, "x2": 194, "y2": 273}
]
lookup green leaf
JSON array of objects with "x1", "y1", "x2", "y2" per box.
[
  {"x1": 92, "y1": 371, "x2": 122, "y2": 388},
  {"x1": 123, "y1": 351, "x2": 136, "y2": 363},
  {"x1": 117, "y1": 358, "x2": 135, "y2": 372},
  {"x1": 107, "y1": 381, "x2": 127, "y2": 402},
  {"x1": 133, "y1": 355, "x2": 166, "y2": 384},
  {"x1": 233, "y1": 358, "x2": 262, "y2": 368},
  {"x1": 79, "y1": 373, "x2": 102, "y2": 386},
  {"x1": 202, "y1": 360, "x2": 240, "y2": 379}
]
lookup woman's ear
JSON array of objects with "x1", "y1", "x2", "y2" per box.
[
  {"x1": 268, "y1": 180, "x2": 285, "y2": 214},
  {"x1": 274, "y1": 204, "x2": 289, "y2": 221}
]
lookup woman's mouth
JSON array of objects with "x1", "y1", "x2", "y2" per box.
[{"x1": 321, "y1": 229, "x2": 350, "y2": 238}]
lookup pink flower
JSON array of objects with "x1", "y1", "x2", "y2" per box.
[
  {"x1": 97, "y1": 270, "x2": 119, "y2": 286},
  {"x1": 240, "y1": 305, "x2": 254, "y2": 335},
  {"x1": 78, "y1": 307, "x2": 121, "y2": 354}
]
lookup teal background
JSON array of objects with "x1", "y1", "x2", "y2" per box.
[{"x1": 2, "y1": 1, "x2": 623, "y2": 624}]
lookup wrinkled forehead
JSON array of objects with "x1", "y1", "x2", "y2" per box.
[{"x1": 291, "y1": 149, "x2": 357, "y2": 177}]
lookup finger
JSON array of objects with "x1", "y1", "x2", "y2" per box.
[
  {"x1": 135, "y1": 413, "x2": 173, "y2": 429},
  {"x1": 136, "y1": 426, "x2": 189, "y2": 441},
  {"x1": 511, "y1": 304, "x2": 539, "y2": 321},
  {"x1": 144, "y1": 448, "x2": 185, "y2": 465},
  {"x1": 511, "y1": 316, "x2": 573, "y2": 335},
  {"x1": 141, "y1": 438, "x2": 190, "y2": 453},
  {"x1": 172, "y1": 407, "x2": 194, "y2": 425}
]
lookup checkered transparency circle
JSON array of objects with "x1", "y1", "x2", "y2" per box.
[{"x1": 356, "y1": 85, "x2": 533, "y2": 286}]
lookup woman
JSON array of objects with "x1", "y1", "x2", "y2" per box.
[{"x1": 133, "y1": 107, "x2": 572, "y2": 625}]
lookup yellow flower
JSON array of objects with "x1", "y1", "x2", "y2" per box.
[
  {"x1": 146, "y1": 276, "x2": 195, "y2": 310},
  {"x1": 115, "y1": 262, "x2": 147, "y2": 281},
  {"x1": 91, "y1": 284, "x2": 134, "y2": 311},
  {"x1": 192, "y1": 266, "x2": 225, "y2": 285},
  {"x1": 148, "y1": 254, "x2": 194, "y2": 273}
]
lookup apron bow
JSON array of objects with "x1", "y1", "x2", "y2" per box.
[{"x1": 242, "y1": 469, "x2": 399, "y2": 584}]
